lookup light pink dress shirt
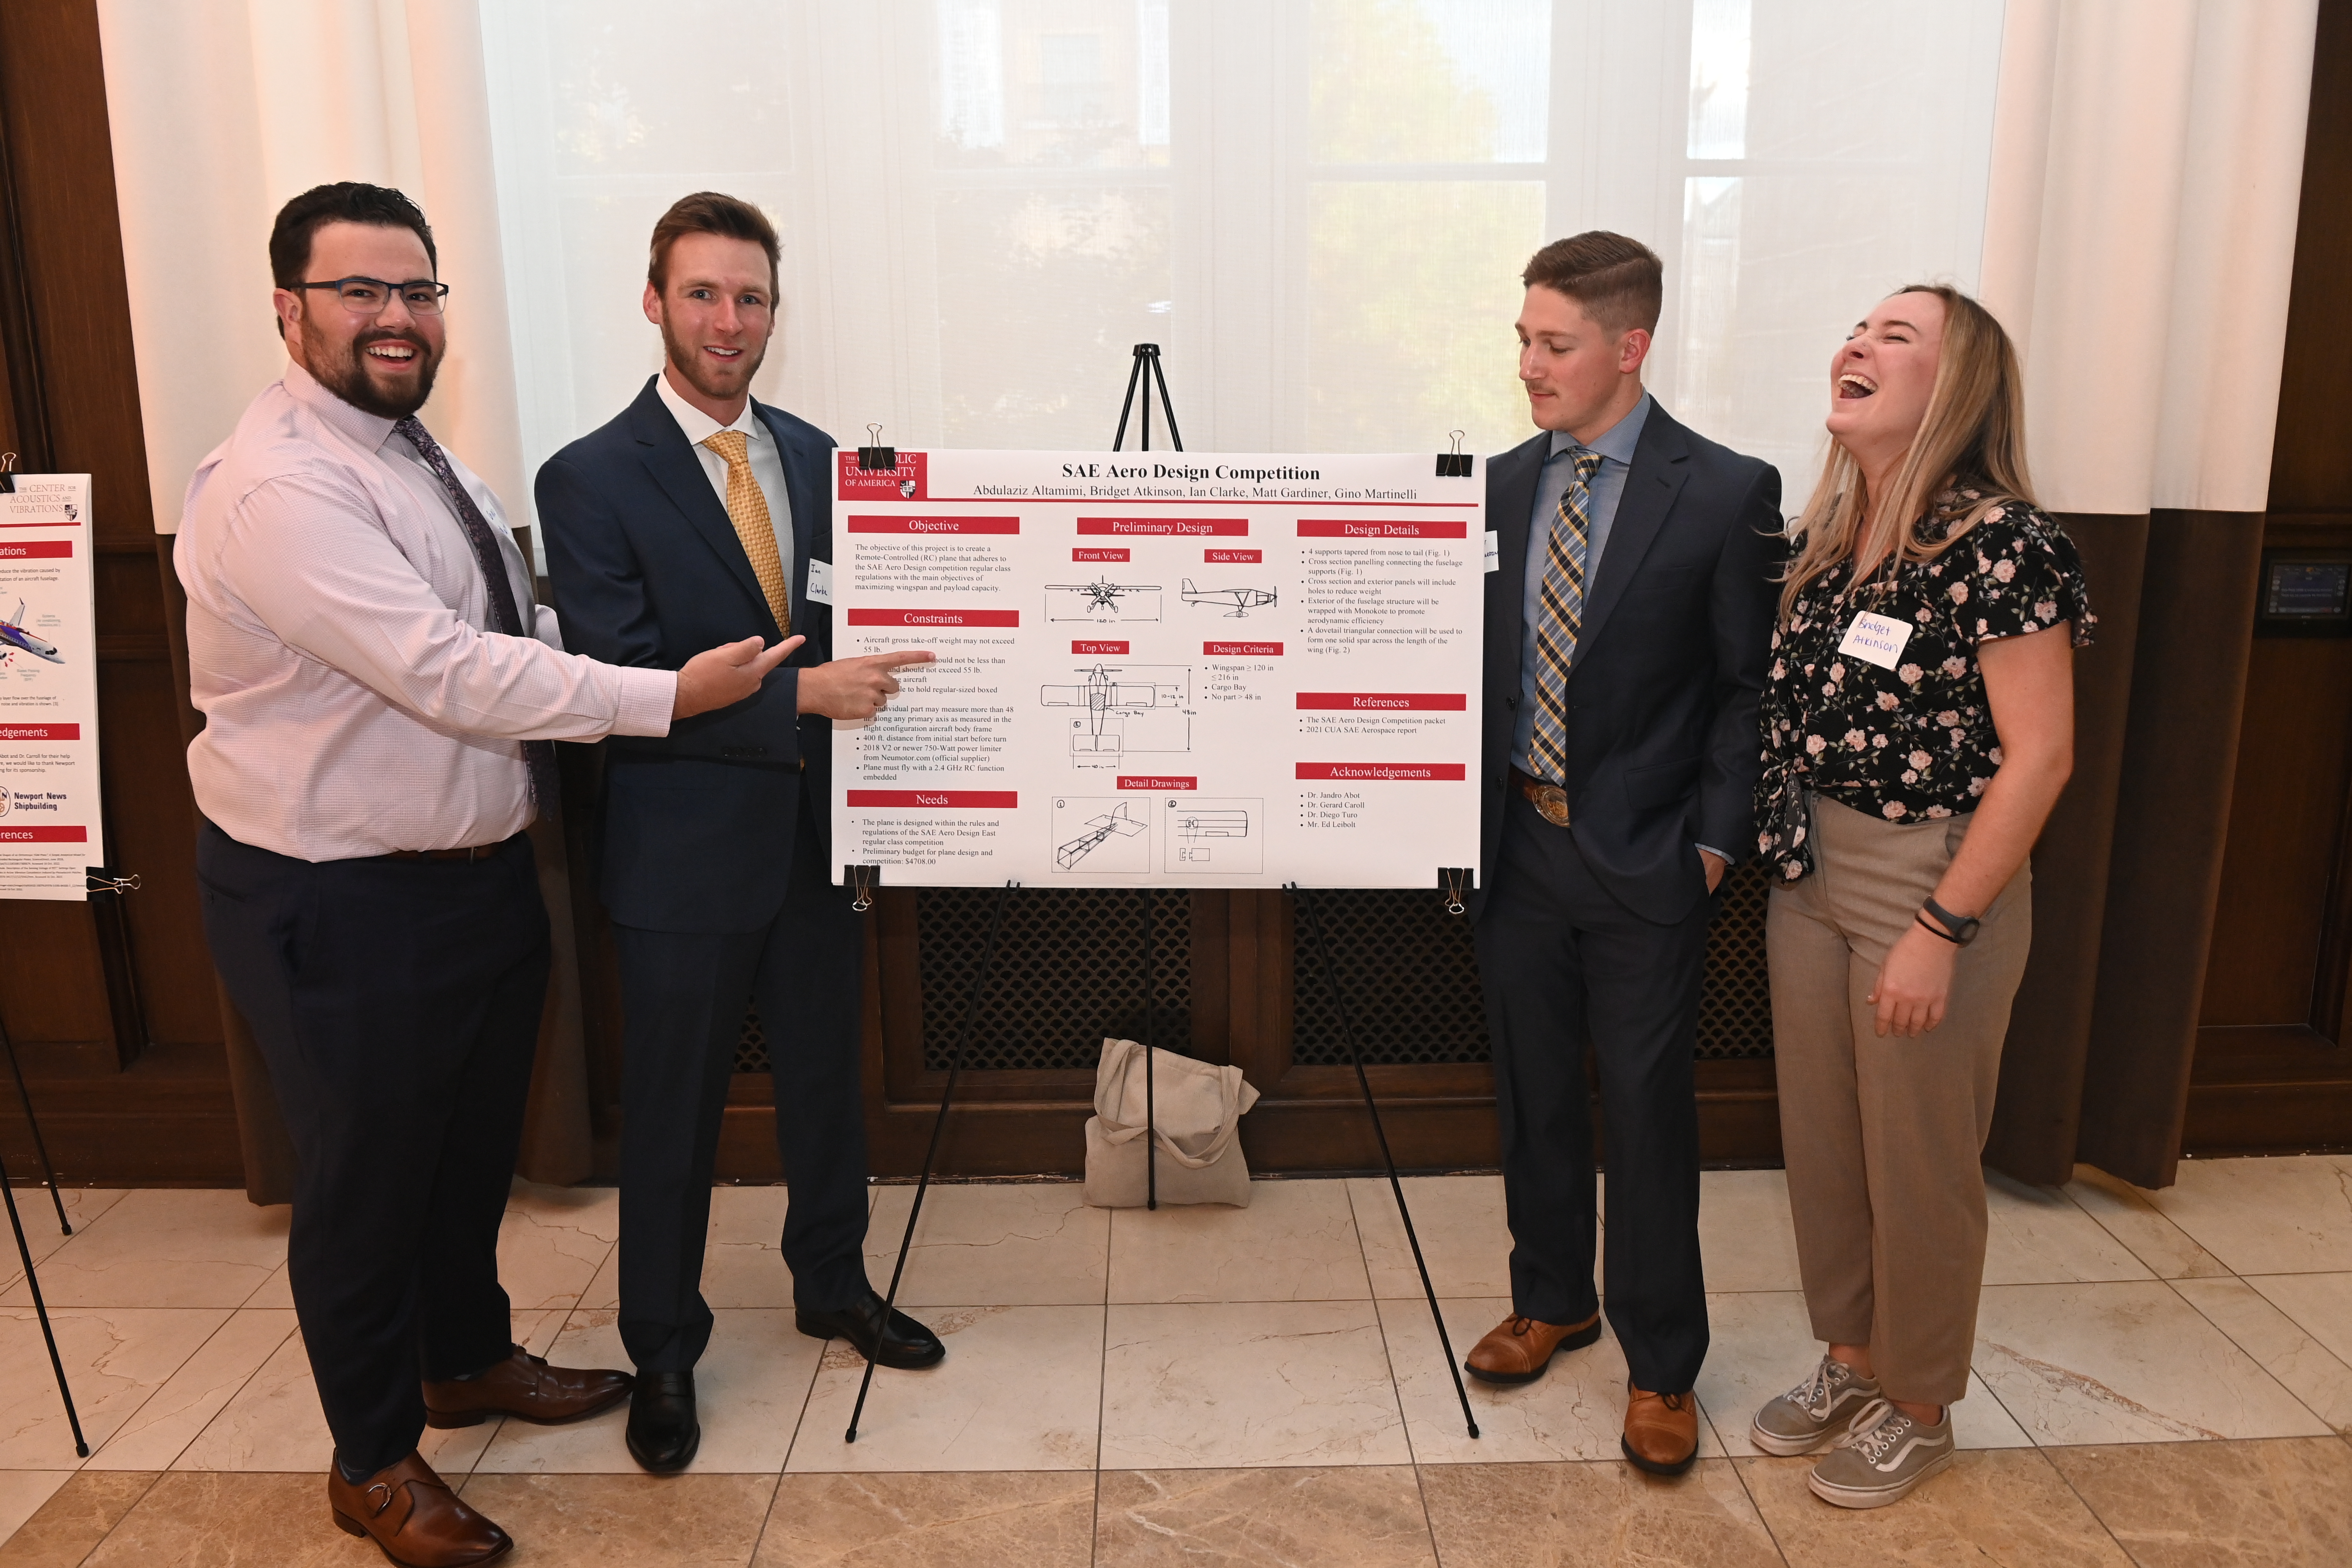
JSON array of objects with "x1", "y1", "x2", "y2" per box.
[{"x1": 178, "y1": 361, "x2": 676, "y2": 861}]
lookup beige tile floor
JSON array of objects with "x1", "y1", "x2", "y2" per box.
[{"x1": 3, "y1": 1158, "x2": 2352, "y2": 1564}]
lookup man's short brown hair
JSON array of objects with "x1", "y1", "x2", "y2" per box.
[
  {"x1": 1522, "y1": 231, "x2": 1663, "y2": 335},
  {"x1": 649, "y1": 191, "x2": 780, "y2": 299}
]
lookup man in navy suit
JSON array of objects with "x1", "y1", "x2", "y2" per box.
[
  {"x1": 1462, "y1": 233, "x2": 1782, "y2": 1476},
  {"x1": 536, "y1": 192, "x2": 940, "y2": 1473}
]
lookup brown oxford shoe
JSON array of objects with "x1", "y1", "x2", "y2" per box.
[
  {"x1": 1621, "y1": 1381, "x2": 1700, "y2": 1475},
  {"x1": 1463, "y1": 1310, "x2": 1602, "y2": 1385},
  {"x1": 328, "y1": 1451, "x2": 510, "y2": 1567},
  {"x1": 423, "y1": 1344, "x2": 632, "y2": 1429}
]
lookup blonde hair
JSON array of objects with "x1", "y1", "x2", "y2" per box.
[{"x1": 1780, "y1": 284, "x2": 2034, "y2": 618}]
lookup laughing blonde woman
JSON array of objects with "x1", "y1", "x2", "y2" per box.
[{"x1": 1748, "y1": 284, "x2": 2091, "y2": 1508}]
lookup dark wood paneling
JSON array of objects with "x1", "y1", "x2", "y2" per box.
[{"x1": 1984, "y1": 511, "x2": 2147, "y2": 1184}]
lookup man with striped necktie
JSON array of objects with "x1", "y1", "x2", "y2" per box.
[
  {"x1": 535, "y1": 193, "x2": 942, "y2": 1475},
  {"x1": 1462, "y1": 233, "x2": 1783, "y2": 1477}
]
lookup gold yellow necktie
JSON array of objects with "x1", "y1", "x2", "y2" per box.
[{"x1": 700, "y1": 429, "x2": 790, "y2": 634}]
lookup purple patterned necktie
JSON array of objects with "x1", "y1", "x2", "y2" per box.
[{"x1": 393, "y1": 416, "x2": 561, "y2": 822}]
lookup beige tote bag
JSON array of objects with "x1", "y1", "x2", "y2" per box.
[{"x1": 1082, "y1": 1037, "x2": 1260, "y2": 1208}]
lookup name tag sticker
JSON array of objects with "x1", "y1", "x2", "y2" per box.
[
  {"x1": 1838, "y1": 609, "x2": 1913, "y2": 670},
  {"x1": 806, "y1": 559, "x2": 833, "y2": 605},
  {"x1": 1484, "y1": 530, "x2": 1500, "y2": 573}
]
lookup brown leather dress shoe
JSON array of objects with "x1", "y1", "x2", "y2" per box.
[
  {"x1": 1621, "y1": 1382, "x2": 1700, "y2": 1475},
  {"x1": 328, "y1": 1451, "x2": 510, "y2": 1567},
  {"x1": 1463, "y1": 1310, "x2": 1602, "y2": 1385},
  {"x1": 422, "y1": 1344, "x2": 632, "y2": 1429}
]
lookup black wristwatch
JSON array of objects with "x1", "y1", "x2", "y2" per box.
[{"x1": 1918, "y1": 896, "x2": 1981, "y2": 946}]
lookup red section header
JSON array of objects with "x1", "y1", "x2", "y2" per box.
[
  {"x1": 845, "y1": 790, "x2": 1018, "y2": 809},
  {"x1": 836, "y1": 450, "x2": 926, "y2": 500},
  {"x1": 0, "y1": 542, "x2": 71, "y2": 559},
  {"x1": 1078, "y1": 517, "x2": 1248, "y2": 536},
  {"x1": 0, "y1": 825, "x2": 87, "y2": 841},
  {"x1": 847, "y1": 515, "x2": 1018, "y2": 534},
  {"x1": 1204, "y1": 547, "x2": 1262, "y2": 564},
  {"x1": 1073, "y1": 547, "x2": 1130, "y2": 562},
  {"x1": 1204, "y1": 641, "x2": 1282, "y2": 656},
  {"x1": 1297, "y1": 519, "x2": 1469, "y2": 539},
  {"x1": 1119, "y1": 776, "x2": 1196, "y2": 791},
  {"x1": 1296, "y1": 692, "x2": 1467, "y2": 711},
  {"x1": 1296, "y1": 763, "x2": 1467, "y2": 781},
  {"x1": 0, "y1": 724, "x2": 78, "y2": 741},
  {"x1": 846, "y1": 608, "x2": 1020, "y2": 627},
  {"x1": 1072, "y1": 639, "x2": 1129, "y2": 655}
]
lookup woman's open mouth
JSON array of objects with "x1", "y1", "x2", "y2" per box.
[{"x1": 1837, "y1": 372, "x2": 1877, "y2": 400}]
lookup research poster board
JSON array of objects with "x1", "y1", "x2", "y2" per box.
[
  {"x1": 829, "y1": 450, "x2": 1484, "y2": 889},
  {"x1": 0, "y1": 474, "x2": 102, "y2": 899}
]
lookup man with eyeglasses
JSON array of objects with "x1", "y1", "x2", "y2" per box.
[{"x1": 178, "y1": 182, "x2": 792, "y2": 1566}]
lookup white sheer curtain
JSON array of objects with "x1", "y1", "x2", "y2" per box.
[
  {"x1": 99, "y1": 1, "x2": 2316, "y2": 533},
  {"x1": 476, "y1": 0, "x2": 2004, "y2": 508}
]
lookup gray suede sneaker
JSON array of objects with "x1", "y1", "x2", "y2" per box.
[
  {"x1": 1807, "y1": 1398, "x2": 1954, "y2": 1508},
  {"x1": 1749, "y1": 1354, "x2": 1881, "y2": 1456}
]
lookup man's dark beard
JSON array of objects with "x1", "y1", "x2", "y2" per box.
[
  {"x1": 308, "y1": 323, "x2": 440, "y2": 419},
  {"x1": 661, "y1": 317, "x2": 765, "y2": 403}
]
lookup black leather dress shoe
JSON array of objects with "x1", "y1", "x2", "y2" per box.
[
  {"x1": 624, "y1": 1371, "x2": 699, "y2": 1473},
  {"x1": 795, "y1": 1290, "x2": 946, "y2": 1369}
]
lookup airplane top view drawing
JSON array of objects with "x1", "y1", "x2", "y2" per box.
[{"x1": 0, "y1": 600, "x2": 61, "y2": 664}]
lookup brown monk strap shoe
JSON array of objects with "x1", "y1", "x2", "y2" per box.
[
  {"x1": 422, "y1": 1344, "x2": 632, "y2": 1429},
  {"x1": 328, "y1": 1451, "x2": 510, "y2": 1567},
  {"x1": 1622, "y1": 1381, "x2": 1700, "y2": 1475},
  {"x1": 1463, "y1": 1310, "x2": 1602, "y2": 1385}
]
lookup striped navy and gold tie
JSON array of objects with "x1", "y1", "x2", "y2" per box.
[{"x1": 1524, "y1": 449, "x2": 1605, "y2": 784}]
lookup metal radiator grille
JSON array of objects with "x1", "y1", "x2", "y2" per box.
[
  {"x1": 917, "y1": 887, "x2": 1191, "y2": 1071},
  {"x1": 1288, "y1": 865, "x2": 1776, "y2": 1065},
  {"x1": 735, "y1": 1008, "x2": 768, "y2": 1074}
]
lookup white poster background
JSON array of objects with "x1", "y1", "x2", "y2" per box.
[
  {"x1": 830, "y1": 451, "x2": 1483, "y2": 890},
  {"x1": 0, "y1": 475, "x2": 103, "y2": 899}
]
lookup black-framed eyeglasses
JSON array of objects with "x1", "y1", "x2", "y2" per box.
[{"x1": 297, "y1": 276, "x2": 450, "y2": 316}]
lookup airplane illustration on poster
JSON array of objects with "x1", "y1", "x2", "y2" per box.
[{"x1": 0, "y1": 600, "x2": 62, "y2": 664}]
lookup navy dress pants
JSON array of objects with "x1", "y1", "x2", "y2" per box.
[
  {"x1": 195, "y1": 821, "x2": 547, "y2": 1475},
  {"x1": 1472, "y1": 791, "x2": 1714, "y2": 1395},
  {"x1": 612, "y1": 806, "x2": 870, "y2": 1372}
]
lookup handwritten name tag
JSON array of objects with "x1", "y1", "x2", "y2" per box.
[
  {"x1": 1484, "y1": 530, "x2": 1500, "y2": 574},
  {"x1": 1838, "y1": 609, "x2": 1913, "y2": 670},
  {"x1": 806, "y1": 558, "x2": 833, "y2": 605}
]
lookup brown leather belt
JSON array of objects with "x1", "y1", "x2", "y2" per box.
[
  {"x1": 1511, "y1": 765, "x2": 1571, "y2": 828},
  {"x1": 371, "y1": 841, "x2": 511, "y2": 863}
]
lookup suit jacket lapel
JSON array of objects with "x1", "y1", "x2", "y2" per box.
[
  {"x1": 1574, "y1": 405, "x2": 1691, "y2": 662},
  {"x1": 1488, "y1": 432, "x2": 1547, "y2": 671},
  {"x1": 626, "y1": 377, "x2": 773, "y2": 626}
]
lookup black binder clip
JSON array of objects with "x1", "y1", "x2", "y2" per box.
[
  {"x1": 1436, "y1": 430, "x2": 1473, "y2": 479},
  {"x1": 1437, "y1": 867, "x2": 1473, "y2": 915},
  {"x1": 846, "y1": 863, "x2": 881, "y2": 912},
  {"x1": 0, "y1": 452, "x2": 17, "y2": 493},
  {"x1": 857, "y1": 425, "x2": 897, "y2": 473}
]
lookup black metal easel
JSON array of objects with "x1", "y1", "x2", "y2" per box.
[
  {"x1": 2, "y1": 1002, "x2": 90, "y2": 1458},
  {"x1": 845, "y1": 880, "x2": 1016, "y2": 1443},
  {"x1": 1113, "y1": 344, "x2": 1183, "y2": 452},
  {"x1": 1290, "y1": 883, "x2": 1480, "y2": 1440},
  {"x1": 1142, "y1": 887, "x2": 1158, "y2": 1209}
]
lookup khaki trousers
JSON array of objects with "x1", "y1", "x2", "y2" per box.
[{"x1": 1767, "y1": 794, "x2": 2031, "y2": 1405}]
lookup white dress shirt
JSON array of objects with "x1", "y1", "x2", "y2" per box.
[
  {"x1": 654, "y1": 370, "x2": 794, "y2": 573},
  {"x1": 178, "y1": 359, "x2": 676, "y2": 860}
]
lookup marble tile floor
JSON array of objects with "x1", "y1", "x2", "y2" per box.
[{"x1": 4, "y1": 1158, "x2": 2352, "y2": 1564}]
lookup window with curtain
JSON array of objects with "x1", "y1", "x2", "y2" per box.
[{"x1": 481, "y1": 0, "x2": 2002, "y2": 516}]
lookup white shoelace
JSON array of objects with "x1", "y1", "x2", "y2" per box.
[
  {"x1": 1780, "y1": 1355, "x2": 1851, "y2": 1418},
  {"x1": 1832, "y1": 1399, "x2": 1912, "y2": 1462}
]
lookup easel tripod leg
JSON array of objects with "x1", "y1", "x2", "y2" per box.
[
  {"x1": 845, "y1": 882, "x2": 1015, "y2": 1443},
  {"x1": 1291, "y1": 885, "x2": 1479, "y2": 1440},
  {"x1": 1143, "y1": 887, "x2": 1156, "y2": 1211},
  {"x1": 2, "y1": 1017, "x2": 70, "y2": 1235},
  {"x1": 1, "y1": 1151, "x2": 89, "y2": 1456}
]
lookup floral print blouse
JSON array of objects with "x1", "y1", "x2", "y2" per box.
[{"x1": 1756, "y1": 486, "x2": 2094, "y2": 881}]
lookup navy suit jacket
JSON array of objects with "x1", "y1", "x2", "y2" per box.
[
  {"x1": 1471, "y1": 402, "x2": 1783, "y2": 926},
  {"x1": 536, "y1": 376, "x2": 837, "y2": 934}
]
